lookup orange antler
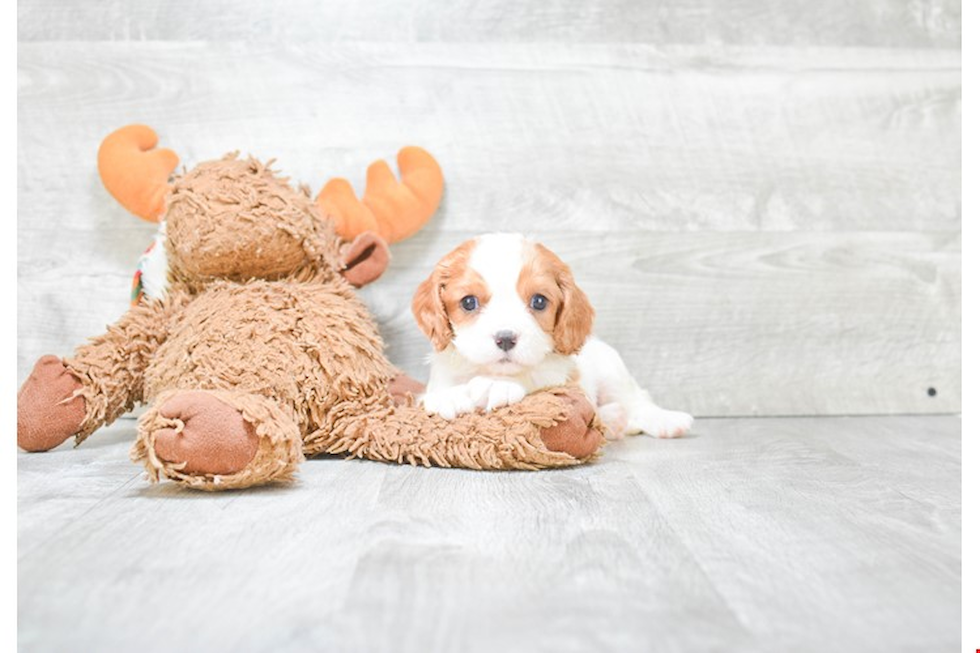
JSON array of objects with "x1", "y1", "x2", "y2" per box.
[
  {"x1": 97, "y1": 125, "x2": 179, "y2": 222},
  {"x1": 316, "y1": 146, "x2": 444, "y2": 243}
]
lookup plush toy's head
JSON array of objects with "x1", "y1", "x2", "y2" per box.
[
  {"x1": 97, "y1": 125, "x2": 444, "y2": 295},
  {"x1": 164, "y1": 155, "x2": 338, "y2": 285}
]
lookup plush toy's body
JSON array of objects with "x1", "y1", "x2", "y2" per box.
[{"x1": 17, "y1": 126, "x2": 604, "y2": 490}]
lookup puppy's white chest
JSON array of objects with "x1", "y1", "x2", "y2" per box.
[{"x1": 517, "y1": 355, "x2": 579, "y2": 393}]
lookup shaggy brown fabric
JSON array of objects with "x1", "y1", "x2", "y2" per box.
[
  {"x1": 166, "y1": 156, "x2": 340, "y2": 288},
  {"x1": 133, "y1": 388, "x2": 304, "y2": 490},
  {"x1": 64, "y1": 291, "x2": 189, "y2": 444},
  {"x1": 17, "y1": 143, "x2": 606, "y2": 490},
  {"x1": 314, "y1": 388, "x2": 604, "y2": 470}
]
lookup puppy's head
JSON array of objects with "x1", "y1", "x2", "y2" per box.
[{"x1": 412, "y1": 233, "x2": 594, "y2": 374}]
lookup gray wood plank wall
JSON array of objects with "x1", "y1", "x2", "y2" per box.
[{"x1": 17, "y1": 2, "x2": 961, "y2": 417}]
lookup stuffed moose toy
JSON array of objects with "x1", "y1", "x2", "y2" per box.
[{"x1": 17, "y1": 125, "x2": 604, "y2": 490}]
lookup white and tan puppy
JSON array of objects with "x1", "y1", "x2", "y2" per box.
[{"x1": 412, "y1": 233, "x2": 693, "y2": 439}]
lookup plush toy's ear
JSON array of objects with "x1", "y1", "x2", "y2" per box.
[
  {"x1": 98, "y1": 125, "x2": 179, "y2": 222},
  {"x1": 412, "y1": 270, "x2": 453, "y2": 351},
  {"x1": 340, "y1": 232, "x2": 390, "y2": 288}
]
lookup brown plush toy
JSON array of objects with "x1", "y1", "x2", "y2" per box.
[{"x1": 17, "y1": 125, "x2": 604, "y2": 490}]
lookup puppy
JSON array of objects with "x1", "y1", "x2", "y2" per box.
[{"x1": 411, "y1": 233, "x2": 693, "y2": 439}]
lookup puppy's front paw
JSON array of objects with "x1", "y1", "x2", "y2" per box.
[
  {"x1": 422, "y1": 386, "x2": 477, "y2": 420},
  {"x1": 631, "y1": 407, "x2": 694, "y2": 439},
  {"x1": 466, "y1": 377, "x2": 526, "y2": 411}
]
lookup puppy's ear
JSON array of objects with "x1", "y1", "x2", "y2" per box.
[
  {"x1": 553, "y1": 263, "x2": 595, "y2": 355},
  {"x1": 412, "y1": 270, "x2": 453, "y2": 351}
]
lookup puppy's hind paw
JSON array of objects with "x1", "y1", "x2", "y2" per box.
[
  {"x1": 631, "y1": 407, "x2": 694, "y2": 439},
  {"x1": 597, "y1": 402, "x2": 629, "y2": 440}
]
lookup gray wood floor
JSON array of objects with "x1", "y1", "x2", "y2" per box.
[{"x1": 18, "y1": 416, "x2": 960, "y2": 653}]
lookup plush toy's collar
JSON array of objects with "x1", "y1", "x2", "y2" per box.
[{"x1": 131, "y1": 222, "x2": 169, "y2": 304}]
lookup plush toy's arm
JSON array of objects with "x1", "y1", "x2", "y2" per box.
[
  {"x1": 18, "y1": 294, "x2": 187, "y2": 451},
  {"x1": 310, "y1": 385, "x2": 605, "y2": 470}
]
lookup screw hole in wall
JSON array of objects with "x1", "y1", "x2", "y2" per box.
[{"x1": 927, "y1": 387, "x2": 937, "y2": 397}]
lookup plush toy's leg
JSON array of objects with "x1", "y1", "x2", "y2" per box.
[
  {"x1": 311, "y1": 386, "x2": 605, "y2": 470},
  {"x1": 132, "y1": 389, "x2": 304, "y2": 491},
  {"x1": 65, "y1": 296, "x2": 186, "y2": 444},
  {"x1": 17, "y1": 295, "x2": 187, "y2": 452}
]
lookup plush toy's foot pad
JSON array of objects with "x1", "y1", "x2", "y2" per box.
[
  {"x1": 17, "y1": 355, "x2": 86, "y2": 452},
  {"x1": 134, "y1": 389, "x2": 304, "y2": 490},
  {"x1": 539, "y1": 391, "x2": 604, "y2": 459},
  {"x1": 151, "y1": 391, "x2": 260, "y2": 476},
  {"x1": 388, "y1": 372, "x2": 425, "y2": 407}
]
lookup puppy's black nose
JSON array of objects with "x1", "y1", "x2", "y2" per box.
[{"x1": 494, "y1": 331, "x2": 517, "y2": 352}]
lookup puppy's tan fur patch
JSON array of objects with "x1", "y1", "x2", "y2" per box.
[
  {"x1": 412, "y1": 239, "x2": 484, "y2": 351},
  {"x1": 520, "y1": 243, "x2": 594, "y2": 355}
]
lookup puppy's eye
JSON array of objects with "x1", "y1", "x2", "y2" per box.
[
  {"x1": 529, "y1": 294, "x2": 549, "y2": 311},
  {"x1": 460, "y1": 295, "x2": 480, "y2": 312}
]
